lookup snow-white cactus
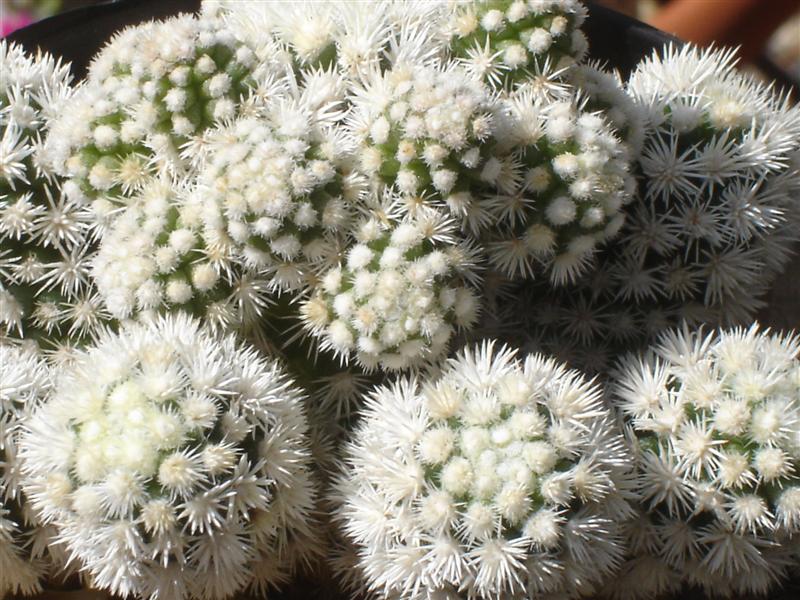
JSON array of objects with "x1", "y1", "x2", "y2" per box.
[
  {"x1": 300, "y1": 206, "x2": 481, "y2": 372},
  {"x1": 45, "y1": 12, "x2": 285, "y2": 223},
  {"x1": 621, "y1": 44, "x2": 800, "y2": 321},
  {"x1": 447, "y1": 0, "x2": 589, "y2": 91},
  {"x1": 19, "y1": 314, "x2": 318, "y2": 600},
  {"x1": 206, "y1": 0, "x2": 448, "y2": 78},
  {"x1": 333, "y1": 341, "x2": 633, "y2": 599},
  {"x1": 611, "y1": 324, "x2": 800, "y2": 597},
  {"x1": 197, "y1": 99, "x2": 362, "y2": 292},
  {"x1": 92, "y1": 178, "x2": 273, "y2": 333},
  {"x1": 0, "y1": 41, "x2": 105, "y2": 348},
  {"x1": 349, "y1": 61, "x2": 496, "y2": 231},
  {"x1": 485, "y1": 92, "x2": 635, "y2": 283},
  {"x1": 1, "y1": 345, "x2": 64, "y2": 597}
]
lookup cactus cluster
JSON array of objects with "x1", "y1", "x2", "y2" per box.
[{"x1": 3, "y1": 2, "x2": 800, "y2": 599}]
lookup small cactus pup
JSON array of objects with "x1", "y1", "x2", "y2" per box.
[
  {"x1": 0, "y1": 344, "x2": 66, "y2": 597},
  {"x1": 611, "y1": 324, "x2": 800, "y2": 597},
  {"x1": 446, "y1": 0, "x2": 589, "y2": 91},
  {"x1": 19, "y1": 314, "x2": 319, "y2": 600},
  {"x1": 44, "y1": 10, "x2": 288, "y2": 227},
  {"x1": 332, "y1": 340, "x2": 634, "y2": 599},
  {"x1": 0, "y1": 41, "x2": 105, "y2": 350},
  {"x1": 300, "y1": 205, "x2": 482, "y2": 372}
]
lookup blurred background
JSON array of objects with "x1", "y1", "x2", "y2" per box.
[{"x1": 2, "y1": 0, "x2": 799, "y2": 94}]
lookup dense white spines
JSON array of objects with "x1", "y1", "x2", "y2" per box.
[
  {"x1": 349, "y1": 61, "x2": 496, "y2": 226},
  {"x1": 301, "y1": 207, "x2": 481, "y2": 371},
  {"x1": 45, "y1": 12, "x2": 286, "y2": 220},
  {"x1": 485, "y1": 93, "x2": 634, "y2": 284},
  {"x1": 0, "y1": 41, "x2": 105, "y2": 349},
  {"x1": 206, "y1": 0, "x2": 448, "y2": 79},
  {"x1": 623, "y1": 44, "x2": 800, "y2": 319},
  {"x1": 0, "y1": 345, "x2": 61, "y2": 597},
  {"x1": 611, "y1": 324, "x2": 800, "y2": 597},
  {"x1": 92, "y1": 178, "x2": 273, "y2": 333},
  {"x1": 333, "y1": 341, "x2": 633, "y2": 598},
  {"x1": 196, "y1": 98, "x2": 361, "y2": 292},
  {"x1": 19, "y1": 314, "x2": 318, "y2": 600},
  {"x1": 446, "y1": 0, "x2": 589, "y2": 91}
]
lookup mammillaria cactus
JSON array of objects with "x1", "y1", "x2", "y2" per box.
[
  {"x1": 196, "y1": 96, "x2": 362, "y2": 293},
  {"x1": 622, "y1": 43, "x2": 800, "y2": 321},
  {"x1": 44, "y1": 11, "x2": 286, "y2": 225},
  {"x1": 0, "y1": 41, "x2": 105, "y2": 350},
  {"x1": 300, "y1": 206, "x2": 481, "y2": 371},
  {"x1": 91, "y1": 178, "x2": 274, "y2": 333},
  {"x1": 485, "y1": 92, "x2": 635, "y2": 283},
  {"x1": 0, "y1": 345, "x2": 63, "y2": 597},
  {"x1": 610, "y1": 324, "x2": 800, "y2": 597},
  {"x1": 491, "y1": 43, "x2": 800, "y2": 375},
  {"x1": 349, "y1": 61, "x2": 496, "y2": 231},
  {"x1": 332, "y1": 341, "x2": 633, "y2": 599},
  {"x1": 447, "y1": 0, "x2": 589, "y2": 91},
  {"x1": 19, "y1": 314, "x2": 319, "y2": 600}
]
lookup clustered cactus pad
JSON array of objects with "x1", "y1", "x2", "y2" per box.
[
  {"x1": 333, "y1": 342, "x2": 633, "y2": 599},
  {"x1": 612, "y1": 325, "x2": 800, "y2": 597},
  {"x1": 3, "y1": 1, "x2": 800, "y2": 599},
  {"x1": 19, "y1": 314, "x2": 318, "y2": 600}
]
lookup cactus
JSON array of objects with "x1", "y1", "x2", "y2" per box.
[
  {"x1": 611, "y1": 324, "x2": 800, "y2": 597},
  {"x1": 19, "y1": 314, "x2": 319, "y2": 600},
  {"x1": 332, "y1": 340, "x2": 634, "y2": 598}
]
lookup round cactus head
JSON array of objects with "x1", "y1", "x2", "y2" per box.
[
  {"x1": 612, "y1": 324, "x2": 800, "y2": 596},
  {"x1": 333, "y1": 340, "x2": 633, "y2": 599},
  {"x1": 19, "y1": 314, "x2": 318, "y2": 600}
]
